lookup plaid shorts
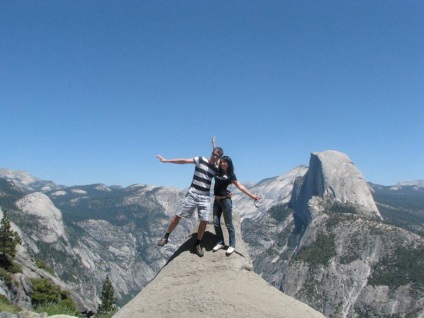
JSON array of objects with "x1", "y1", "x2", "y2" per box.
[{"x1": 176, "y1": 188, "x2": 211, "y2": 221}]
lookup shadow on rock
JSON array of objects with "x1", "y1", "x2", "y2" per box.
[{"x1": 164, "y1": 230, "x2": 217, "y2": 265}]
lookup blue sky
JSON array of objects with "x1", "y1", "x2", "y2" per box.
[{"x1": 1, "y1": 1, "x2": 423, "y2": 189}]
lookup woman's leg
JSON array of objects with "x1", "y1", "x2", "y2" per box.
[
  {"x1": 213, "y1": 200, "x2": 224, "y2": 244},
  {"x1": 221, "y1": 199, "x2": 235, "y2": 247}
]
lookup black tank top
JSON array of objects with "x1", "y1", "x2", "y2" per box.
[{"x1": 214, "y1": 174, "x2": 236, "y2": 196}]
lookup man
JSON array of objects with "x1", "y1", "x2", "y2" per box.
[{"x1": 156, "y1": 145, "x2": 224, "y2": 257}]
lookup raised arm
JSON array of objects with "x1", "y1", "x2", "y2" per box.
[
  {"x1": 156, "y1": 155, "x2": 193, "y2": 164},
  {"x1": 232, "y1": 180, "x2": 261, "y2": 201},
  {"x1": 211, "y1": 136, "x2": 216, "y2": 149}
]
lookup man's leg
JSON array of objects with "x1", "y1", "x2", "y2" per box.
[
  {"x1": 157, "y1": 215, "x2": 182, "y2": 246},
  {"x1": 192, "y1": 193, "x2": 210, "y2": 257},
  {"x1": 196, "y1": 220, "x2": 208, "y2": 241},
  {"x1": 158, "y1": 190, "x2": 197, "y2": 246},
  {"x1": 193, "y1": 220, "x2": 208, "y2": 257},
  {"x1": 167, "y1": 215, "x2": 182, "y2": 233}
]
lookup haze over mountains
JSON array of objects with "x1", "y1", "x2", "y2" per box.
[{"x1": 1, "y1": 150, "x2": 423, "y2": 317}]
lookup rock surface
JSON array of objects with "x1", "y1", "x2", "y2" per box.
[
  {"x1": 243, "y1": 151, "x2": 424, "y2": 317},
  {"x1": 113, "y1": 218, "x2": 325, "y2": 318},
  {"x1": 15, "y1": 192, "x2": 67, "y2": 242}
]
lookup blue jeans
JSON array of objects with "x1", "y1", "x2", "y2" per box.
[{"x1": 213, "y1": 198, "x2": 235, "y2": 248}]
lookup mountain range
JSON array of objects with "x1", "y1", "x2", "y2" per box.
[{"x1": 0, "y1": 151, "x2": 423, "y2": 317}]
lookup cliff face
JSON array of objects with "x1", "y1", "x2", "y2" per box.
[
  {"x1": 16, "y1": 192, "x2": 67, "y2": 243},
  {"x1": 290, "y1": 151, "x2": 381, "y2": 233},
  {"x1": 0, "y1": 208, "x2": 95, "y2": 312},
  {"x1": 113, "y1": 218, "x2": 325, "y2": 318},
  {"x1": 2, "y1": 184, "x2": 194, "y2": 311},
  {"x1": 242, "y1": 151, "x2": 424, "y2": 318}
]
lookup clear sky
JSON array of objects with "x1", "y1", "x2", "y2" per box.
[{"x1": 1, "y1": 1, "x2": 423, "y2": 189}]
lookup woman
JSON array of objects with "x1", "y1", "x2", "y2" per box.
[{"x1": 211, "y1": 142, "x2": 261, "y2": 255}]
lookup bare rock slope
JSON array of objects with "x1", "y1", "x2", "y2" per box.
[{"x1": 113, "y1": 217, "x2": 325, "y2": 318}]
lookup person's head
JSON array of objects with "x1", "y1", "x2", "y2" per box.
[
  {"x1": 211, "y1": 147, "x2": 224, "y2": 163},
  {"x1": 219, "y1": 155, "x2": 235, "y2": 179}
]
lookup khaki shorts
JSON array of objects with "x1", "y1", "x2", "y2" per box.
[{"x1": 176, "y1": 188, "x2": 211, "y2": 221}]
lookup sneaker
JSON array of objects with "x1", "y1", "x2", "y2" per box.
[
  {"x1": 157, "y1": 237, "x2": 168, "y2": 246},
  {"x1": 213, "y1": 243, "x2": 225, "y2": 252},
  {"x1": 226, "y1": 246, "x2": 235, "y2": 255},
  {"x1": 194, "y1": 244, "x2": 204, "y2": 257}
]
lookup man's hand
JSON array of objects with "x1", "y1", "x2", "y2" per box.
[
  {"x1": 156, "y1": 155, "x2": 167, "y2": 163},
  {"x1": 156, "y1": 156, "x2": 193, "y2": 164}
]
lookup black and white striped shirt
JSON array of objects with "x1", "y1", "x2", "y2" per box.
[{"x1": 190, "y1": 156, "x2": 218, "y2": 195}]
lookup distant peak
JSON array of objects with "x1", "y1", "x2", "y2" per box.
[{"x1": 291, "y1": 150, "x2": 382, "y2": 232}]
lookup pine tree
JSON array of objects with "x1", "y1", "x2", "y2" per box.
[
  {"x1": 0, "y1": 209, "x2": 22, "y2": 266},
  {"x1": 97, "y1": 275, "x2": 117, "y2": 314}
]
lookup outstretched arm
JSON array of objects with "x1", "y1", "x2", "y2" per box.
[
  {"x1": 211, "y1": 136, "x2": 216, "y2": 149},
  {"x1": 156, "y1": 155, "x2": 193, "y2": 164},
  {"x1": 232, "y1": 180, "x2": 261, "y2": 201}
]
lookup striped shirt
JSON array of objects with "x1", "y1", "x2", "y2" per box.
[{"x1": 190, "y1": 156, "x2": 218, "y2": 195}]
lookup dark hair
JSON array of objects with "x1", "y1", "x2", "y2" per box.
[
  {"x1": 219, "y1": 156, "x2": 236, "y2": 180},
  {"x1": 214, "y1": 147, "x2": 224, "y2": 158}
]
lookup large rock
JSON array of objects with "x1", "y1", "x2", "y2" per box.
[
  {"x1": 242, "y1": 151, "x2": 424, "y2": 317},
  {"x1": 113, "y1": 217, "x2": 325, "y2": 318},
  {"x1": 16, "y1": 192, "x2": 66, "y2": 242},
  {"x1": 291, "y1": 151, "x2": 381, "y2": 232}
]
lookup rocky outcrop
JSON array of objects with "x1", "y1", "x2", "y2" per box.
[
  {"x1": 242, "y1": 151, "x2": 424, "y2": 318},
  {"x1": 113, "y1": 218, "x2": 325, "y2": 318},
  {"x1": 3, "y1": 184, "x2": 193, "y2": 312},
  {"x1": 291, "y1": 151, "x2": 381, "y2": 233},
  {"x1": 16, "y1": 193, "x2": 67, "y2": 243},
  {"x1": 0, "y1": 207, "x2": 95, "y2": 312}
]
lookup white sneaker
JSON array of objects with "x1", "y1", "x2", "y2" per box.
[
  {"x1": 226, "y1": 246, "x2": 235, "y2": 255},
  {"x1": 213, "y1": 243, "x2": 225, "y2": 252}
]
